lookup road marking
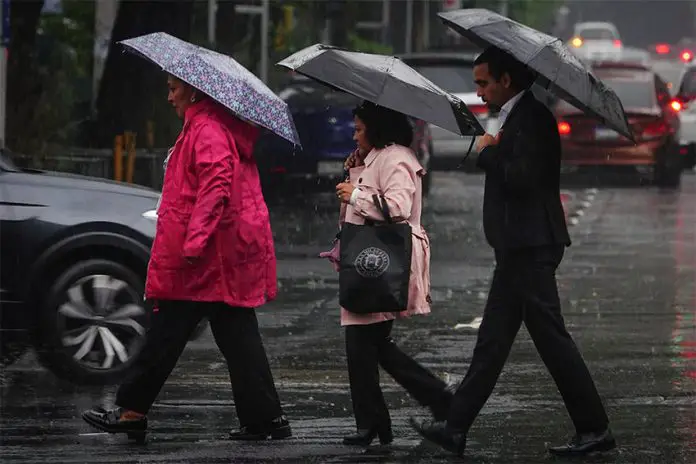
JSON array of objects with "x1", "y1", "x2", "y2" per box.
[
  {"x1": 454, "y1": 316, "x2": 483, "y2": 330},
  {"x1": 567, "y1": 188, "x2": 599, "y2": 227}
]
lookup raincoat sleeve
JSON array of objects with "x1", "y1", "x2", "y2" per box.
[
  {"x1": 476, "y1": 114, "x2": 554, "y2": 193},
  {"x1": 183, "y1": 123, "x2": 234, "y2": 258},
  {"x1": 352, "y1": 155, "x2": 418, "y2": 222}
]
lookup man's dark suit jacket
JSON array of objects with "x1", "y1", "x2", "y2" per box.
[{"x1": 476, "y1": 91, "x2": 571, "y2": 251}]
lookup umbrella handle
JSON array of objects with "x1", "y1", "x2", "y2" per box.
[{"x1": 457, "y1": 137, "x2": 477, "y2": 170}]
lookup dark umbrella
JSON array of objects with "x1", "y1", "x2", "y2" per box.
[
  {"x1": 438, "y1": 8, "x2": 634, "y2": 142},
  {"x1": 277, "y1": 44, "x2": 485, "y2": 136}
]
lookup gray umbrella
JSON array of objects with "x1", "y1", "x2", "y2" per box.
[
  {"x1": 277, "y1": 44, "x2": 484, "y2": 136},
  {"x1": 439, "y1": 8, "x2": 634, "y2": 142}
]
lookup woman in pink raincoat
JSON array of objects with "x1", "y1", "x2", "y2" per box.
[
  {"x1": 82, "y1": 75, "x2": 290, "y2": 443},
  {"x1": 325, "y1": 102, "x2": 452, "y2": 446}
]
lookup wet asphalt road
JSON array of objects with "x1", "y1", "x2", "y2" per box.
[{"x1": 2, "y1": 171, "x2": 696, "y2": 463}]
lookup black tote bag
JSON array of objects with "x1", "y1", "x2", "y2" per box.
[{"x1": 339, "y1": 194, "x2": 412, "y2": 314}]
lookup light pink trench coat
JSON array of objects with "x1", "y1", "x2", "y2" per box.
[{"x1": 327, "y1": 144, "x2": 432, "y2": 326}]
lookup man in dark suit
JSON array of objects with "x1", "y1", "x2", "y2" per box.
[{"x1": 411, "y1": 47, "x2": 615, "y2": 457}]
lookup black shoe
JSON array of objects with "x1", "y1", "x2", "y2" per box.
[
  {"x1": 229, "y1": 415, "x2": 292, "y2": 441},
  {"x1": 82, "y1": 407, "x2": 148, "y2": 444},
  {"x1": 343, "y1": 426, "x2": 393, "y2": 446},
  {"x1": 548, "y1": 429, "x2": 616, "y2": 456},
  {"x1": 409, "y1": 417, "x2": 466, "y2": 457}
]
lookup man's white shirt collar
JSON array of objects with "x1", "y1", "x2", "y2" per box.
[{"x1": 497, "y1": 91, "x2": 526, "y2": 129}]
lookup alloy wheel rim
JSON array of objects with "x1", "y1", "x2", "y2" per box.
[{"x1": 57, "y1": 274, "x2": 147, "y2": 370}]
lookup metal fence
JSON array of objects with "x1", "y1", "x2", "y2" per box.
[{"x1": 9, "y1": 148, "x2": 169, "y2": 191}]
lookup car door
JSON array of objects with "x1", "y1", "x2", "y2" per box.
[
  {"x1": 0, "y1": 165, "x2": 47, "y2": 309},
  {"x1": 676, "y1": 67, "x2": 696, "y2": 145},
  {"x1": 0, "y1": 166, "x2": 30, "y2": 331}
]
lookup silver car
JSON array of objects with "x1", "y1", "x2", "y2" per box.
[
  {"x1": 399, "y1": 52, "x2": 499, "y2": 170},
  {"x1": 674, "y1": 63, "x2": 696, "y2": 169}
]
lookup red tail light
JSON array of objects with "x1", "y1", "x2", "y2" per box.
[
  {"x1": 640, "y1": 120, "x2": 669, "y2": 139},
  {"x1": 270, "y1": 166, "x2": 287, "y2": 174},
  {"x1": 681, "y1": 50, "x2": 694, "y2": 62},
  {"x1": 655, "y1": 43, "x2": 670, "y2": 54},
  {"x1": 670, "y1": 99, "x2": 684, "y2": 112},
  {"x1": 613, "y1": 39, "x2": 622, "y2": 48},
  {"x1": 558, "y1": 121, "x2": 571, "y2": 136},
  {"x1": 468, "y1": 104, "x2": 488, "y2": 115}
]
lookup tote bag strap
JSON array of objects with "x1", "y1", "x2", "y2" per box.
[{"x1": 371, "y1": 194, "x2": 393, "y2": 224}]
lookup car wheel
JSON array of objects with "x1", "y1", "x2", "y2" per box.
[
  {"x1": 655, "y1": 160, "x2": 682, "y2": 189},
  {"x1": 36, "y1": 259, "x2": 149, "y2": 385}
]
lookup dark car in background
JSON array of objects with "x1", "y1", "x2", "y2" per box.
[
  {"x1": 554, "y1": 61, "x2": 683, "y2": 187},
  {"x1": 0, "y1": 150, "x2": 158, "y2": 384},
  {"x1": 255, "y1": 75, "x2": 433, "y2": 196}
]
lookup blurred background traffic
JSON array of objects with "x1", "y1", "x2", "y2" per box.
[{"x1": 2, "y1": 0, "x2": 695, "y2": 192}]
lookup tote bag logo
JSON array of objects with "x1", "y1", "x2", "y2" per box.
[{"x1": 354, "y1": 247, "x2": 390, "y2": 278}]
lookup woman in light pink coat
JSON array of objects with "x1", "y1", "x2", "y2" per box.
[{"x1": 326, "y1": 102, "x2": 452, "y2": 447}]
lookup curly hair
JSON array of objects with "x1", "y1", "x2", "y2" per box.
[{"x1": 352, "y1": 101, "x2": 414, "y2": 149}]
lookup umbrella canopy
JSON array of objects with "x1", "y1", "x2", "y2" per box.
[
  {"x1": 119, "y1": 32, "x2": 300, "y2": 146},
  {"x1": 277, "y1": 44, "x2": 484, "y2": 137},
  {"x1": 438, "y1": 8, "x2": 634, "y2": 142}
]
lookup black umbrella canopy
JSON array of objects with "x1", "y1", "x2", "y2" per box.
[
  {"x1": 277, "y1": 44, "x2": 484, "y2": 136},
  {"x1": 438, "y1": 8, "x2": 634, "y2": 142}
]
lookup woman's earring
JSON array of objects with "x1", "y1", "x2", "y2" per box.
[{"x1": 190, "y1": 95, "x2": 196, "y2": 103}]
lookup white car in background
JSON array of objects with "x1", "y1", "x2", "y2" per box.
[
  {"x1": 674, "y1": 63, "x2": 696, "y2": 169},
  {"x1": 568, "y1": 21, "x2": 623, "y2": 61}
]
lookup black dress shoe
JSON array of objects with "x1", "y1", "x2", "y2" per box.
[
  {"x1": 82, "y1": 407, "x2": 147, "y2": 444},
  {"x1": 229, "y1": 415, "x2": 292, "y2": 441},
  {"x1": 548, "y1": 429, "x2": 616, "y2": 456},
  {"x1": 343, "y1": 426, "x2": 393, "y2": 446},
  {"x1": 409, "y1": 417, "x2": 466, "y2": 457}
]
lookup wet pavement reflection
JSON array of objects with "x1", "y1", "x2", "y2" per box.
[{"x1": 2, "y1": 172, "x2": 695, "y2": 463}]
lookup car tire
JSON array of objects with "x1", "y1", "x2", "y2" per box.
[
  {"x1": 687, "y1": 144, "x2": 696, "y2": 170},
  {"x1": 655, "y1": 160, "x2": 682, "y2": 189},
  {"x1": 35, "y1": 259, "x2": 150, "y2": 385}
]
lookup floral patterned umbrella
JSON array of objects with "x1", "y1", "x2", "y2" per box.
[{"x1": 119, "y1": 32, "x2": 301, "y2": 146}]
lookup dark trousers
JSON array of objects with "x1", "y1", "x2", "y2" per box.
[
  {"x1": 116, "y1": 300, "x2": 283, "y2": 426},
  {"x1": 345, "y1": 320, "x2": 450, "y2": 430},
  {"x1": 447, "y1": 245, "x2": 609, "y2": 434}
]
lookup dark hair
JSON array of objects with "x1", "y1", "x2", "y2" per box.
[
  {"x1": 474, "y1": 47, "x2": 536, "y2": 92},
  {"x1": 352, "y1": 102, "x2": 413, "y2": 149}
]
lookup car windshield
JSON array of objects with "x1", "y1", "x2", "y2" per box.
[
  {"x1": 558, "y1": 76, "x2": 655, "y2": 110},
  {"x1": 578, "y1": 28, "x2": 617, "y2": 40},
  {"x1": 407, "y1": 63, "x2": 477, "y2": 94},
  {"x1": 600, "y1": 77, "x2": 656, "y2": 108}
]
